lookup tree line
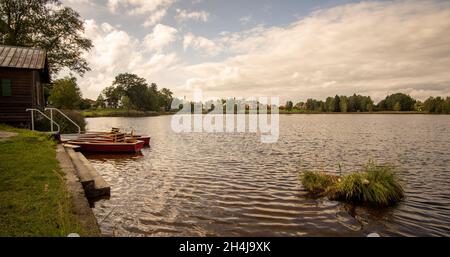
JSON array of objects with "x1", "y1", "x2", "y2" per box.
[
  {"x1": 47, "y1": 80, "x2": 450, "y2": 115},
  {"x1": 283, "y1": 93, "x2": 450, "y2": 114},
  {"x1": 47, "y1": 73, "x2": 174, "y2": 112},
  {"x1": 95, "y1": 73, "x2": 173, "y2": 112}
]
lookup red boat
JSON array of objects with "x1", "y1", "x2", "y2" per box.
[
  {"x1": 68, "y1": 140, "x2": 145, "y2": 153},
  {"x1": 127, "y1": 135, "x2": 150, "y2": 146},
  {"x1": 80, "y1": 133, "x2": 151, "y2": 147},
  {"x1": 75, "y1": 135, "x2": 151, "y2": 147}
]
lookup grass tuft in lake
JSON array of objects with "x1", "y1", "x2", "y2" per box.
[
  {"x1": 300, "y1": 161, "x2": 404, "y2": 207},
  {"x1": 300, "y1": 171, "x2": 338, "y2": 196}
]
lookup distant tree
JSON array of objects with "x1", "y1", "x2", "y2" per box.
[
  {"x1": 339, "y1": 96, "x2": 348, "y2": 113},
  {"x1": 319, "y1": 101, "x2": 325, "y2": 112},
  {"x1": 424, "y1": 96, "x2": 448, "y2": 114},
  {"x1": 378, "y1": 93, "x2": 416, "y2": 111},
  {"x1": 285, "y1": 101, "x2": 293, "y2": 111},
  {"x1": 305, "y1": 99, "x2": 316, "y2": 111},
  {"x1": 95, "y1": 94, "x2": 106, "y2": 109},
  {"x1": 120, "y1": 95, "x2": 132, "y2": 110},
  {"x1": 0, "y1": 0, "x2": 93, "y2": 75},
  {"x1": 78, "y1": 98, "x2": 94, "y2": 110},
  {"x1": 423, "y1": 97, "x2": 436, "y2": 113},
  {"x1": 443, "y1": 97, "x2": 450, "y2": 114},
  {"x1": 435, "y1": 97, "x2": 443, "y2": 113},
  {"x1": 159, "y1": 88, "x2": 174, "y2": 111},
  {"x1": 148, "y1": 82, "x2": 161, "y2": 111},
  {"x1": 367, "y1": 102, "x2": 374, "y2": 112},
  {"x1": 333, "y1": 95, "x2": 340, "y2": 112},
  {"x1": 365, "y1": 96, "x2": 374, "y2": 112},
  {"x1": 348, "y1": 94, "x2": 357, "y2": 112},
  {"x1": 102, "y1": 86, "x2": 122, "y2": 108},
  {"x1": 48, "y1": 77, "x2": 82, "y2": 109},
  {"x1": 393, "y1": 102, "x2": 402, "y2": 112},
  {"x1": 325, "y1": 97, "x2": 334, "y2": 112},
  {"x1": 295, "y1": 101, "x2": 305, "y2": 110},
  {"x1": 111, "y1": 73, "x2": 150, "y2": 110},
  {"x1": 414, "y1": 101, "x2": 423, "y2": 112}
]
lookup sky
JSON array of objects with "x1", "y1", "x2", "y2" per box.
[{"x1": 60, "y1": 0, "x2": 450, "y2": 103}]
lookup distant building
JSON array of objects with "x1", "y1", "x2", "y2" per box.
[{"x1": 0, "y1": 45, "x2": 50, "y2": 126}]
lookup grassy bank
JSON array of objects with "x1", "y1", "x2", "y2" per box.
[
  {"x1": 300, "y1": 161, "x2": 404, "y2": 207},
  {"x1": 0, "y1": 125, "x2": 94, "y2": 236},
  {"x1": 83, "y1": 108, "x2": 177, "y2": 118}
]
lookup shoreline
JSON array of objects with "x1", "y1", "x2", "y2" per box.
[
  {"x1": 83, "y1": 109, "x2": 178, "y2": 118},
  {"x1": 82, "y1": 109, "x2": 447, "y2": 118}
]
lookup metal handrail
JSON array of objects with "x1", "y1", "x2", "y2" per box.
[
  {"x1": 26, "y1": 108, "x2": 61, "y2": 133},
  {"x1": 45, "y1": 108, "x2": 81, "y2": 134}
]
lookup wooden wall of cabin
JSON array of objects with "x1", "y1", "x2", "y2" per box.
[
  {"x1": 0, "y1": 68, "x2": 34, "y2": 124},
  {"x1": 32, "y1": 70, "x2": 45, "y2": 108}
]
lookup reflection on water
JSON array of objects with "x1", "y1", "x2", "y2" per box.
[{"x1": 86, "y1": 115, "x2": 450, "y2": 236}]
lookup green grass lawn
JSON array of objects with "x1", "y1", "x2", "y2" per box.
[{"x1": 0, "y1": 125, "x2": 91, "y2": 236}]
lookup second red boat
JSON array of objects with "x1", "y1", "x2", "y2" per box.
[{"x1": 68, "y1": 140, "x2": 145, "y2": 153}]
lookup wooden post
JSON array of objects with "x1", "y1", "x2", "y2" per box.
[
  {"x1": 31, "y1": 111, "x2": 34, "y2": 131},
  {"x1": 50, "y1": 109, "x2": 54, "y2": 132}
]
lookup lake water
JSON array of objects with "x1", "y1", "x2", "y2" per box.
[{"x1": 85, "y1": 114, "x2": 450, "y2": 236}]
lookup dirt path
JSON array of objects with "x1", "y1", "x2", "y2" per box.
[{"x1": 0, "y1": 131, "x2": 18, "y2": 141}]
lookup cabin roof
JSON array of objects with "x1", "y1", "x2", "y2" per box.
[{"x1": 0, "y1": 45, "x2": 47, "y2": 70}]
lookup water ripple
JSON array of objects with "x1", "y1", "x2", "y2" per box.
[{"x1": 87, "y1": 115, "x2": 450, "y2": 236}]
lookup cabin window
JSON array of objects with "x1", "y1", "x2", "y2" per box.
[{"x1": 1, "y1": 79, "x2": 12, "y2": 96}]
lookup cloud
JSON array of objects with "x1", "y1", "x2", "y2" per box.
[
  {"x1": 178, "y1": 0, "x2": 450, "y2": 102},
  {"x1": 183, "y1": 33, "x2": 221, "y2": 56},
  {"x1": 175, "y1": 9, "x2": 210, "y2": 22},
  {"x1": 66, "y1": 19, "x2": 178, "y2": 99},
  {"x1": 107, "y1": 0, "x2": 174, "y2": 15},
  {"x1": 106, "y1": 0, "x2": 174, "y2": 27},
  {"x1": 143, "y1": 24, "x2": 178, "y2": 52},
  {"x1": 142, "y1": 9, "x2": 167, "y2": 27},
  {"x1": 64, "y1": 0, "x2": 92, "y2": 4},
  {"x1": 239, "y1": 15, "x2": 252, "y2": 25}
]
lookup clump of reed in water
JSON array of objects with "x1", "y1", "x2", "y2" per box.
[{"x1": 300, "y1": 161, "x2": 404, "y2": 207}]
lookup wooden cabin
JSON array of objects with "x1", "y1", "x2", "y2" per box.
[{"x1": 0, "y1": 45, "x2": 50, "y2": 126}]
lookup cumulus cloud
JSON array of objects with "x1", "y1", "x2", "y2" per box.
[
  {"x1": 62, "y1": 0, "x2": 450, "y2": 103},
  {"x1": 64, "y1": 0, "x2": 92, "y2": 4},
  {"x1": 69, "y1": 19, "x2": 178, "y2": 98},
  {"x1": 143, "y1": 24, "x2": 178, "y2": 52},
  {"x1": 107, "y1": 0, "x2": 174, "y2": 27},
  {"x1": 142, "y1": 8, "x2": 167, "y2": 27},
  {"x1": 183, "y1": 33, "x2": 221, "y2": 56},
  {"x1": 175, "y1": 9, "x2": 210, "y2": 22},
  {"x1": 107, "y1": 0, "x2": 174, "y2": 15},
  {"x1": 178, "y1": 0, "x2": 450, "y2": 102},
  {"x1": 239, "y1": 15, "x2": 252, "y2": 25}
]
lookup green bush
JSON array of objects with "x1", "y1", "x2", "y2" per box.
[{"x1": 300, "y1": 161, "x2": 405, "y2": 207}]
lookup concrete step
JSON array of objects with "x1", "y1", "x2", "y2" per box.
[
  {"x1": 64, "y1": 147, "x2": 110, "y2": 199},
  {"x1": 76, "y1": 152, "x2": 110, "y2": 198},
  {"x1": 56, "y1": 145, "x2": 101, "y2": 235},
  {"x1": 62, "y1": 143, "x2": 81, "y2": 151}
]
